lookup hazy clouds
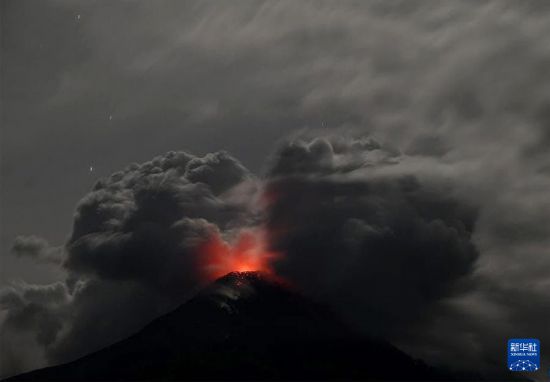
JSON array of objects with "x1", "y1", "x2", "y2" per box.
[
  {"x1": 2, "y1": 0, "x2": 550, "y2": 379},
  {"x1": 266, "y1": 136, "x2": 479, "y2": 334}
]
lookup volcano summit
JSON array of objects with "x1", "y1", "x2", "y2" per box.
[{"x1": 7, "y1": 272, "x2": 449, "y2": 381}]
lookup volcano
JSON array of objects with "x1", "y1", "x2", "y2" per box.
[{"x1": 7, "y1": 271, "x2": 451, "y2": 381}]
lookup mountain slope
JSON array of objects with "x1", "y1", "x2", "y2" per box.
[{"x1": 8, "y1": 271, "x2": 450, "y2": 381}]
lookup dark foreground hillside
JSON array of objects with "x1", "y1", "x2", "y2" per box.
[{"x1": 8, "y1": 271, "x2": 451, "y2": 381}]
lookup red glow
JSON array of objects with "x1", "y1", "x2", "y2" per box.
[{"x1": 196, "y1": 229, "x2": 281, "y2": 281}]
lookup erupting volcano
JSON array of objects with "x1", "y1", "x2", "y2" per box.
[{"x1": 197, "y1": 229, "x2": 280, "y2": 280}]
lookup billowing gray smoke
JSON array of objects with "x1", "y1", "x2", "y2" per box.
[
  {"x1": 65, "y1": 150, "x2": 251, "y2": 291},
  {"x1": 265, "y1": 136, "x2": 479, "y2": 335},
  {"x1": 3, "y1": 1, "x2": 550, "y2": 378},
  {"x1": 1, "y1": 135, "x2": 549, "y2": 378},
  {"x1": 3, "y1": 139, "x2": 483, "y2": 376},
  {"x1": 1, "y1": 150, "x2": 255, "y2": 376}
]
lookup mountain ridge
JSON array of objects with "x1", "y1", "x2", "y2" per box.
[{"x1": 6, "y1": 271, "x2": 450, "y2": 381}]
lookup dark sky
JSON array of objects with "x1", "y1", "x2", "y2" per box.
[{"x1": 1, "y1": 0, "x2": 550, "y2": 379}]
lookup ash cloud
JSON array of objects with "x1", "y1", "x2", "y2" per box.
[
  {"x1": 265, "y1": 136, "x2": 479, "y2": 334},
  {"x1": 0, "y1": 282, "x2": 69, "y2": 375},
  {"x1": 66, "y1": 150, "x2": 251, "y2": 290},
  {"x1": 11, "y1": 236, "x2": 63, "y2": 265},
  {"x1": 1, "y1": 137, "x2": 548, "y2": 379},
  {"x1": 264, "y1": 133, "x2": 550, "y2": 376},
  {"x1": 2, "y1": 0, "x2": 550, "y2": 379},
  {"x1": 1, "y1": 150, "x2": 256, "y2": 376}
]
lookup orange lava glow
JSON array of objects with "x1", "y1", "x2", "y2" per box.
[{"x1": 196, "y1": 229, "x2": 281, "y2": 281}]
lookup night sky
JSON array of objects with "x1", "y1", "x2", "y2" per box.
[{"x1": 1, "y1": 1, "x2": 550, "y2": 379}]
